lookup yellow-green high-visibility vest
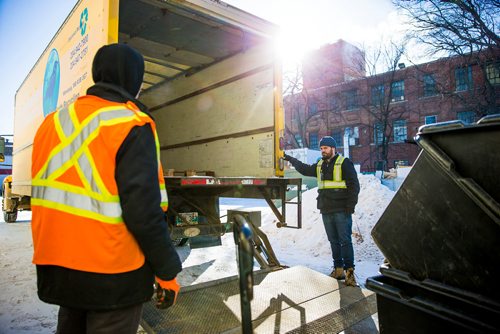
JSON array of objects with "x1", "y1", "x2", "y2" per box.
[{"x1": 316, "y1": 155, "x2": 347, "y2": 189}]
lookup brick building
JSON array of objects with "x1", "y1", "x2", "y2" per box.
[{"x1": 284, "y1": 40, "x2": 500, "y2": 172}]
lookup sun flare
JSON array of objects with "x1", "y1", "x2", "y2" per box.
[
  {"x1": 272, "y1": 13, "x2": 326, "y2": 69},
  {"x1": 274, "y1": 30, "x2": 309, "y2": 67}
]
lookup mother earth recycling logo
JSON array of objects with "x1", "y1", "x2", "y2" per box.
[{"x1": 42, "y1": 48, "x2": 60, "y2": 117}]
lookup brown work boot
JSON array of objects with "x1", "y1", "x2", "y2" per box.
[
  {"x1": 329, "y1": 267, "x2": 345, "y2": 280},
  {"x1": 345, "y1": 268, "x2": 357, "y2": 286}
]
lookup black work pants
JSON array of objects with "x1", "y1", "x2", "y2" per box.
[{"x1": 56, "y1": 303, "x2": 143, "y2": 334}]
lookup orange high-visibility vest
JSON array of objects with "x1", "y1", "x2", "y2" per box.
[{"x1": 31, "y1": 95, "x2": 168, "y2": 274}]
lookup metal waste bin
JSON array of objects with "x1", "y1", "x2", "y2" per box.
[
  {"x1": 371, "y1": 114, "x2": 500, "y2": 299},
  {"x1": 366, "y1": 266, "x2": 500, "y2": 333}
]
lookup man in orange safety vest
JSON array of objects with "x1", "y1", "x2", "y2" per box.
[{"x1": 31, "y1": 44, "x2": 182, "y2": 333}]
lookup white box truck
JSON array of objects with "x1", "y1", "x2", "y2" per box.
[{"x1": 5, "y1": 0, "x2": 297, "y2": 226}]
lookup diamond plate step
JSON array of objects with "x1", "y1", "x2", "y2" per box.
[{"x1": 141, "y1": 266, "x2": 376, "y2": 333}]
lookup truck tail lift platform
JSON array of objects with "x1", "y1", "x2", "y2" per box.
[{"x1": 142, "y1": 210, "x2": 377, "y2": 334}]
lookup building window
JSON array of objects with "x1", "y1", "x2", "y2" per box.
[
  {"x1": 393, "y1": 119, "x2": 407, "y2": 143},
  {"x1": 394, "y1": 160, "x2": 409, "y2": 167},
  {"x1": 374, "y1": 122, "x2": 384, "y2": 145},
  {"x1": 346, "y1": 127, "x2": 360, "y2": 146},
  {"x1": 308, "y1": 102, "x2": 318, "y2": 115},
  {"x1": 391, "y1": 80, "x2": 404, "y2": 102},
  {"x1": 486, "y1": 62, "x2": 500, "y2": 85},
  {"x1": 309, "y1": 132, "x2": 318, "y2": 149},
  {"x1": 423, "y1": 74, "x2": 437, "y2": 97},
  {"x1": 371, "y1": 84, "x2": 384, "y2": 106},
  {"x1": 457, "y1": 111, "x2": 475, "y2": 124},
  {"x1": 330, "y1": 96, "x2": 339, "y2": 110},
  {"x1": 294, "y1": 134, "x2": 303, "y2": 148},
  {"x1": 425, "y1": 115, "x2": 437, "y2": 124},
  {"x1": 344, "y1": 90, "x2": 358, "y2": 110},
  {"x1": 455, "y1": 66, "x2": 472, "y2": 91},
  {"x1": 331, "y1": 129, "x2": 343, "y2": 148}
]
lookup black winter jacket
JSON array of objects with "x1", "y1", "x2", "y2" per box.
[
  {"x1": 287, "y1": 154, "x2": 360, "y2": 214},
  {"x1": 36, "y1": 83, "x2": 182, "y2": 310}
]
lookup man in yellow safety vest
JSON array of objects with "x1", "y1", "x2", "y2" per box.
[{"x1": 284, "y1": 136, "x2": 360, "y2": 286}]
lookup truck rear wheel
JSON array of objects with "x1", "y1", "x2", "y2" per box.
[{"x1": 4, "y1": 210, "x2": 17, "y2": 223}]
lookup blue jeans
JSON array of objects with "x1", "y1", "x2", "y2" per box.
[{"x1": 322, "y1": 212, "x2": 354, "y2": 269}]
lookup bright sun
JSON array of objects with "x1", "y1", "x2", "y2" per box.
[
  {"x1": 274, "y1": 31, "x2": 307, "y2": 67},
  {"x1": 272, "y1": 14, "x2": 325, "y2": 69}
]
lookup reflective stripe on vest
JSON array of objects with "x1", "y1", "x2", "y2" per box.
[
  {"x1": 32, "y1": 103, "x2": 168, "y2": 224},
  {"x1": 316, "y1": 155, "x2": 347, "y2": 189},
  {"x1": 31, "y1": 99, "x2": 169, "y2": 273},
  {"x1": 152, "y1": 129, "x2": 168, "y2": 210}
]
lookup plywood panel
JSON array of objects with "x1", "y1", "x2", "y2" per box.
[
  {"x1": 154, "y1": 68, "x2": 273, "y2": 147},
  {"x1": 140, "y1": 43, "x2": 273, "y2": 108},
  {"x1": 145, "y1": 61, "x2": 182, "y2": 78},
  {"x1": 160, "y1": 132, "x2": 275, "y2": 177}
]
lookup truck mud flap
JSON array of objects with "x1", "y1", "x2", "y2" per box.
[{"x1": 141, "y1": 266, "x2": 376, "y2": 334}]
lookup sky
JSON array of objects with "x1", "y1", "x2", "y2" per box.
[{"x1": 0, "y1": 0, "x2": 406, "y2": 137}]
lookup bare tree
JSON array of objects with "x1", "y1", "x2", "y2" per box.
[
  {"x1": 282, "y1": 65, "x2": 317, "y2": 149},
  {"x1": 393, "y1": 0, "x2": 499, "y2": 55},
  {"x1": 394, "y1": 0, "x2": 500, "y2": 117},
  {"x1": 350, "y1": 39, "x2": 411, "y2": 170},
  {"x1": 284, "y1": 81, "x2": 355, "y2": 151}
]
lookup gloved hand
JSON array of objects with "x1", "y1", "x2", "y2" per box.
[
  {"x1": 283, "y1": 153, "x2": 292, "y2": 161},
  {"x1": 155, "y1": 277, "x2": 180, "y2": 309}
]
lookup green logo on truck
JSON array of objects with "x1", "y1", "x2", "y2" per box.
[
  {"x1": 80, "y1": 8, "x2": 88, "y2": 36},
  {"x1": 42, "y1": 49, "x2": 60, "y2": 117}
]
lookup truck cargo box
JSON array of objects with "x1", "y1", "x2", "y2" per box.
[{"x1": 13, "y1": 0, "x2": 285, "y2": 197}]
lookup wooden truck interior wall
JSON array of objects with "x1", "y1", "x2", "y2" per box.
[{"x1": 118, "y1": 0, "x2": 277, "y2": 177}]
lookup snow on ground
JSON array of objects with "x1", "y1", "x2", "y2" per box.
[
  {"x1": 0, "y1": 174, "x2": 394, "y2": 333},
  {"x1": 0, "y1": 210, "x2": 57, "y2": 332}
]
